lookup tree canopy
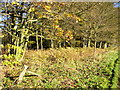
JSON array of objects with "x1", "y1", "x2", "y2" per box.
[{"x1": 0, "y1": 2, "x2": 118, "y2": 61}]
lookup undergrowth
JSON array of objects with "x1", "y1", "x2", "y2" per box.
[{"x1": 2, "y1": 47, "x2": 118, "y2": 88}]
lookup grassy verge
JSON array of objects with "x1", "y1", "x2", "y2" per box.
[{"x1": 2, "y1": 47, "x2": 118, "y2": 88}]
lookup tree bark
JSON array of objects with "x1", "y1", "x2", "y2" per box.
[
  {"x1": 64, "y1": 41, "x2": 66, "y2": 47},
  {"x1": 83, "y1": 37, "x2": 87, "y2": 48},
  {"x1": 59, "y1": 42, "x2": 61, "y2": 48},
  {"x1": 51, "y1": 39, "x2": 54, "y2": 48},
  {"x1": 104, "y1": 42, "x2": 107, "y2": 48},
  {"x1": 83, "y1": 41, "x2": 87, "y2": 48},
  {"x1": 36, "y1": 30, "x2": 39, "y2": 50},
  {"x1": 99, "y1": 41, "x2": 102, "y2": 48},
  {"x1": 94, "y1": 41, "x2": 97, "y2": 48},
  {"x1": 20, "y1": 35, "x2": 29, "y2": 61},
  {"x1": 88, "y1": 39, "x2": 91, "y2": 47},
  {"x1": 40, "y1": 31, "x2": 43, "y2": 50}
]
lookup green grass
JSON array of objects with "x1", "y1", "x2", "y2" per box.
[{"x1": 2, "y1": 47, "x2": 119, "y2": 88}]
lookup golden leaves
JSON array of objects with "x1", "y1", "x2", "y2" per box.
[
  {"x1": 75, "y1": 17, "x2": 82, "y2": 21},
  {"x1": 12, "y1": 1, "x2": 19, "y2": 5},
  {"x1": 43, "y1": 5, "x2": 51, "y2": 12},
  {"x1": 29, "y1": 7, "x2": 35, "y2": 13},
  {"x1": 64, "y1": 13, "x2": 73, "y2": 18},
  {"x1": 54, "y1": 19, "x2": 59, "y2": 24},
  {"x1": 45, "y1": 6, "x2": 51, "y2": 10},
  {"x1": 56, "y1": 29, "x2": 64, "y2": 37},
  {"x1": 64, "y1": 12, "x2": 83, "y2": 22},
  {"x1": 35, "y1": 12, "x2": 43, "y2": 19},
  {"x1": 59, "y1": 3, "x2": 66, "y2": 6},
  {"x1": 54, "y1": 25, "x2": 59, "y2": 29},
  {"x1": 67, "y1": 14, "x2": 73, "y2": 17},
  {"x1": 64, "y1": 31, "x2": 73, "y2": 40}
]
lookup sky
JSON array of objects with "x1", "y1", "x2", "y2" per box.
[
  {"x1": 0, "y1": 16, "x2": 2, "y2": 21},
  {"x1": 0, "y1": 15, "x2": 3, "y2": 27},
  {"x1": 114, "y1": 2, "x2": 120, "y2": 7}
]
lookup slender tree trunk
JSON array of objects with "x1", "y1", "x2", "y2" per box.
[
  {"x1": 0, "y1": 30, "x2": 2, "y2": 56},
  {"x1": 88, "y1": 29, "x2": 92, "y2": 48},
  {"x1": 20, "y1": 30, "x2": 25, "y2": 50},
  {"x1": 40, "y1": 31, "x2": 43, "y2": 50},
  {"x1": 104, "y1": 42, "x2": 107, "y2": 48},
  {"x1": 99, "y1": 41, "x2": 102, "y2": 48},
  {"x1": 20, "y1": 36, "x2": 29, "y2": 61},
  {"x1": 64, "y1": 41, "x2": 66, "y2": 47},
  {"x1": 51, "y1": 39, "x2": 54, "y2": 48},
  {"x1": 36, "y1": 30, "x2": 39, "y2": 50},
  {"x1": 82, "y1": 41, "x2": 84, "y2": 48},
  {"x1": 94, "y1": 32, "x2": 97, "y2": 48},
  {"x1": 83, "y1": 41, "x2": 87, "y2": 48},
  {"x1": 59, "y1": 42, "x2": 61, "y2": 48},
  {"x1": 94, "y1": 41, "x2": 97, "y2": 48},
  {"x1": 88, "y1": 39, "x2": 91, "y2": 47},
  {"x1": 15, "y1": 37, "x2": 22, "y2": 61},
  {"x1": 83, "y1": 37, "x2": 86, "y2": 48}
]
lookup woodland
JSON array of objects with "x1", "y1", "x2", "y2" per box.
[{"x1": 0, "y1": 1, "x2": 119, "y2": 89}]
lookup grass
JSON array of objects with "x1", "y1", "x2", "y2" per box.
[{"x1": 2, "y1": 47, "x2": 119, "y2": 88}]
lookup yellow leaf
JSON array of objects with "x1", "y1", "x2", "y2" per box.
[
  {"x1": 54, "y1": 25, "x2": 59, "y2": 29},
  {"x1": 29, "y1": 8, "x2": 35, "y2": 12},
  {"x1": 44, "y1": 6, "x2": 51, "y2": 12},
  {"x1": 12, "y1": 2, "x2": 17, "y2": 5},
  {"x1": 39, "y1": 14, "x2": 43, "y2": 18},
  {"x1": 0, "y1": 35, "x2": 4, "y2": 38},
  {"x1": 45, "y1": 6, "x2": 51, "y2": 10},
  {"x1": 12, "y1": 1, "x2": 19, "y2": 5},
  {"x1": 0, "y1": 44, "x2": 4, "y2": 48},
  {"x1": 54, "y1": 19, "x2": 58, "y2": 23},
  {"x1": 75, "y1": 17, "x2": 82, "y2": 21},
  {"x1": 67, "y1": 14, "x2": 73, "y2": 17}
]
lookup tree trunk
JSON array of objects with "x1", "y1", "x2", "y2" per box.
[
  {"x1": 40, "y1": 32, "x2": 43, "y2": 50},
  {"x1": 83, "y1": 37, "x2": 86, "y2": 48},
  {"x1": 99, "y1": 41, "x2": 102, "y2": 48},
  {"x1": 59, "y1": 42, "x2": 61, "y2": 48},
  {"x1": 83, "y1": 40, "x2": 87, "y2": 48},
  {"x1": 94, "y1": 41, "x2": 97, "y2": 48},
  {"x1": 88, "y1": 29, "x2": 93, "y2": 48},
  {"x1": 36, "y1": 30, "x2": 39, "y2": 50},
  {"x1": 0, "y1": 30, "x2": 2, "y2": 56},
  {"x1": 64, "y1": 41, "x2": 66, "y2": 47},
  {"x1": 51, "y1": 39, "x2": 54, "y2": 48},
  {"x1": 88, "y1": 39, "x2": 91, "y2": 47},
  {"x1": 104, "y1": 42, "x2": 107, "y2": 48},
  {"x1": 94, "y1": 32, "x2": 97, "y2": 48},
  {"x1": 20, "y1": 36, "x2": 29, "y2": 61}
]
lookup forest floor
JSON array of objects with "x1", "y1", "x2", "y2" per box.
[
  {"x1": 1, "y1": 47, "x2": 119, "y2": 88},
  {"x1": 0, "y1": 63, "x2": 4, "y2": 89}
]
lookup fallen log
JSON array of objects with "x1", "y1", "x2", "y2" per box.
[
  {"x1": 17, "y1": 65, "x2": 41, "y2": 84},
  {"x1": 17, "y1": 65, "x2": 28, "y2": 84},
  {"x1": 27, "y1": 71, "x2": 40, "y2": 76}
]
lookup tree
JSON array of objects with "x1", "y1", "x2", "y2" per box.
[
  {"x1": 79, "y1": 2, "x2": 118, "y2": 48},
  {"x1": 1, "y1": 1, "x2": 37, "y2": 61}
]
